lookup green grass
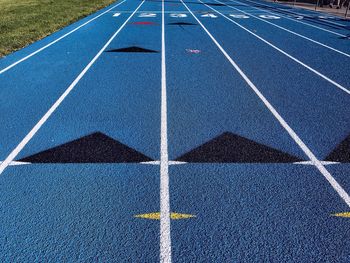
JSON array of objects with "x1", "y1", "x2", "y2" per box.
[{"x1": 0, "y1": 0, "x2": 117, "y2": 57}]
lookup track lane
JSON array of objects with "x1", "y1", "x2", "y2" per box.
[
  {"x1": 0, "y1": 0, "x2": 349, "y2": 261},
  {"x1": 183, "y1": 0, "x2": 350, "y2": 159},
  {"x1": 0, "y1": 0, "x2": 163, "y2": 261},
  {"x1": 234, "y1": 0, "x2": 350, "y2": 35},
  {"x1": 223, "y1": 0, "x2": 350, "y2": 54},
  {"x1": 0, "y1": 0, "x2": 142, "y2": 161},
  {"x1": 202, "y1": 0, "x2": 350, "y2": 88},
  {"x1": 166, "y1": 5, "x2": 305, "y2": 161},
  {"x1": 165, "y1": 0, "x2": 350, "y2": 262},
  {"x1": 242, "y1": 0, "x2": 350, "y2": 30}
]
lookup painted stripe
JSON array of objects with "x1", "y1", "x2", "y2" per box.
[
  {"x1": 141, "y1": 160, "x2": 162, "y2": 165},
  {"x1": 181, "y1": 0, "x2": 350, "y2": 208},
  {"x1": 247, "y1": 0, "x2": 348, "y2": 27},
  {"x1": 0, "y1": 0, "x2": 127, "y2": 75},
  {"x1": 0, "y1": 1, "x2": 145, "y2": 176},
  {"x1": 293, "y1": 161, "x2": 340, "y2": 165},
  {"x1": 197, "y1": 1, "x2": 350, "y2": 95},
  {"x1": 233, "y1": 0, "x2": 347, "y2": 37},
  {"x1": 140, "y1": 161, "x2": 187, "y2": 165},
  {"x1": 160, "y1": 0, "x2": 172, "y2": 261},
  {"x1": 0, "y1": 161, "x2": 31, "y2": 166},
  {"x1": 135, "y1": 212, "x2": 195, "y2": 220},
  {"x1": 331, "y1": 212, "x2": 350, "y2": 218},
  {"x1": 216, "y1": 0, "x2": 350, "y2": 57}
]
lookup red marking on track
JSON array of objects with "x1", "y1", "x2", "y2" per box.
[
  {"x1": 186, "y1": 49, "x2": 201, "y2": 54},
  {"x1": 131, "y1": 21, "x2": 157, "y2": 25}
]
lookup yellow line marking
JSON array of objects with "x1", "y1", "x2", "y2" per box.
[
  {"x1": 331, "y1": 212, "x2": 350, "y2": 218},
  {"x1": 135, "y1": 212, "x2": 196, "y2": 220}
]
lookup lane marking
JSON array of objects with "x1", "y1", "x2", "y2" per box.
[
  {"x1": 259, "y1": 14, "x2": 280, "y2": 19},
  {"x1": 293, "y1": 161, "x2": 340, "y2": 165},
  {"x1": 331, "y1": 212, "x2": 350, "y2": 218},
  {"x1": 141, "y1": 160, "x2": 162, "y2": 165},
  {"x1": 113, "y1": 12, "x2": 121, "y2": 17},
  {"x1": 197, "y1": 1, "x2": 350, "y2": 95},
  {"x1": 201, "y1": 13, "x2": 218, "y2": 18},
  {"x1": 0, "y1": 161, "x2": 31, "y2": 166},
  {"x1": 168, "y1": 161, "x2": 187, "y2": 165},
  {"x1": 0, "y1": 1, "x2": 145, "y2": 176},
  {"x1": 135, "y1": 212, "x2": 196, "y2": 220},
  {"x1": 215, "y1": 0, "x2": 350, "y2": 58},
  {"x1": 186, "y1": 49, "x2": 201, "y2": 53},
  {"x1": 0, "y1": 0, "x2": 127, "y2": 75},
  {"x1": 229, "y1": 14, "x2": 250, "y2": 18},
  {"x1": 170, "y1": 13, "x2": 188, "y2": 17},
  {"x1": 231, "y1": 0, "x2": 347, "y2": 37},
  {"x1": 160, "y1": 0, "x2": 172, "y2": 261},
  {"x1": 318, "y1": 15, "x2": 331, "y2": 19},
  {"x1": 246, "y1": 0, "x2": 348, "y2": 27},
  {"x1": 140, "y1": 161, "x2": 187, "y2": 165},
  {"x1": 182, "y1": 0, "x2": 350, "y2": 208},
  {"x1": 139, "y1": 12, "x2": 157, "y2": 17},
  {"x1": 313, "y1": 17, "x2": 348, "y2": 27}
]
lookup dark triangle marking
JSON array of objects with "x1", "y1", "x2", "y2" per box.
[
  {"x1": 325, "y1": 134, "x2": 350, "y2": 162},
  {"x1": 106, "y1": 46, "x2": 159, "y2": 53},
  {"x1": 19, "y1": 132, "x2": 153, "y2": 163},
  {"x1": 168, "y1": 22, "x2": 197, "y2": 26},
  {"x1": 175, "y1": 132, "x2": 303, "y2": 163}
]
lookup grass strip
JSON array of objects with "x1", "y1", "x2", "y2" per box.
[{"x1": 0, "y1": 0, "x2": 118, "y2": 57}]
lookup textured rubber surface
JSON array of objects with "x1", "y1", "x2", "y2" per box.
[{"x1": 0, "y1": 0, "x2": 349, "y2": 261}]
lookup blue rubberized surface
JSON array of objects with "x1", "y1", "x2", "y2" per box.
[
  {"x1": 0, "y1": 0, "x2": 350, "y2": 261},
  {"x1": 170, "y1": 164, "x2": 350, "y2": 262}
]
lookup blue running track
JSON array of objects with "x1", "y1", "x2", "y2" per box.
[{"x1": 0, "y1": 0, "x2": 349, "y2": 261}]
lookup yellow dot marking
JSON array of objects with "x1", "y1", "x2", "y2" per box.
[
  {"x1": 134, "y1": 212, "x2": 196, "y2": 220},
  {"x1": 331, "y1": 212, "x2": 350, "y2": 218}
]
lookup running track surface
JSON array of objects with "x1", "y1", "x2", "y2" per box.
[{"x1": 0, "y1": 0, "x2": 350, "y2": 262}]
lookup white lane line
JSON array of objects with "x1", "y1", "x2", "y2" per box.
[
  {"x1": 0, "y1": 161, "x2": 31, "y2": 166},
  {"x1": 249, "y1": 0, "x2": 348, "y2": 27},
  {"x1": 215, "y1": 0, "x2": 350, "y2": 58},
  {"x1": 0, "y1": 1, "x2": 145, "y2": 176},
  {"x1": 140, "y1": 160, "x2": 187, "y2": 165},
  {"x1": 294, "y1": 161, "x2": 340, "y2": 165},
  {"x1": 160, "y1": 0, "x2": 172, "y2": 261},
  {"x1": 181, "y1": 0, "x2": 350, "y2": 208},
  {"x1": 197, "y1": 1, "x2": 350, "y2": 95},
  {"x1": 141, "y1": 160, "x2": 162, "y2": 165},
  {"x1": 0, "y1": 0, "x2": 127, "y2": 75},
  {"x1": 316, "y1": 18, "x2": 348, "y2": 28},
  {"x1": 232, "y1": 0, "x2": 347, "y2": 37},
  {"x1": 168, "y1": 161, "x2": 187, "y2": 165}
]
